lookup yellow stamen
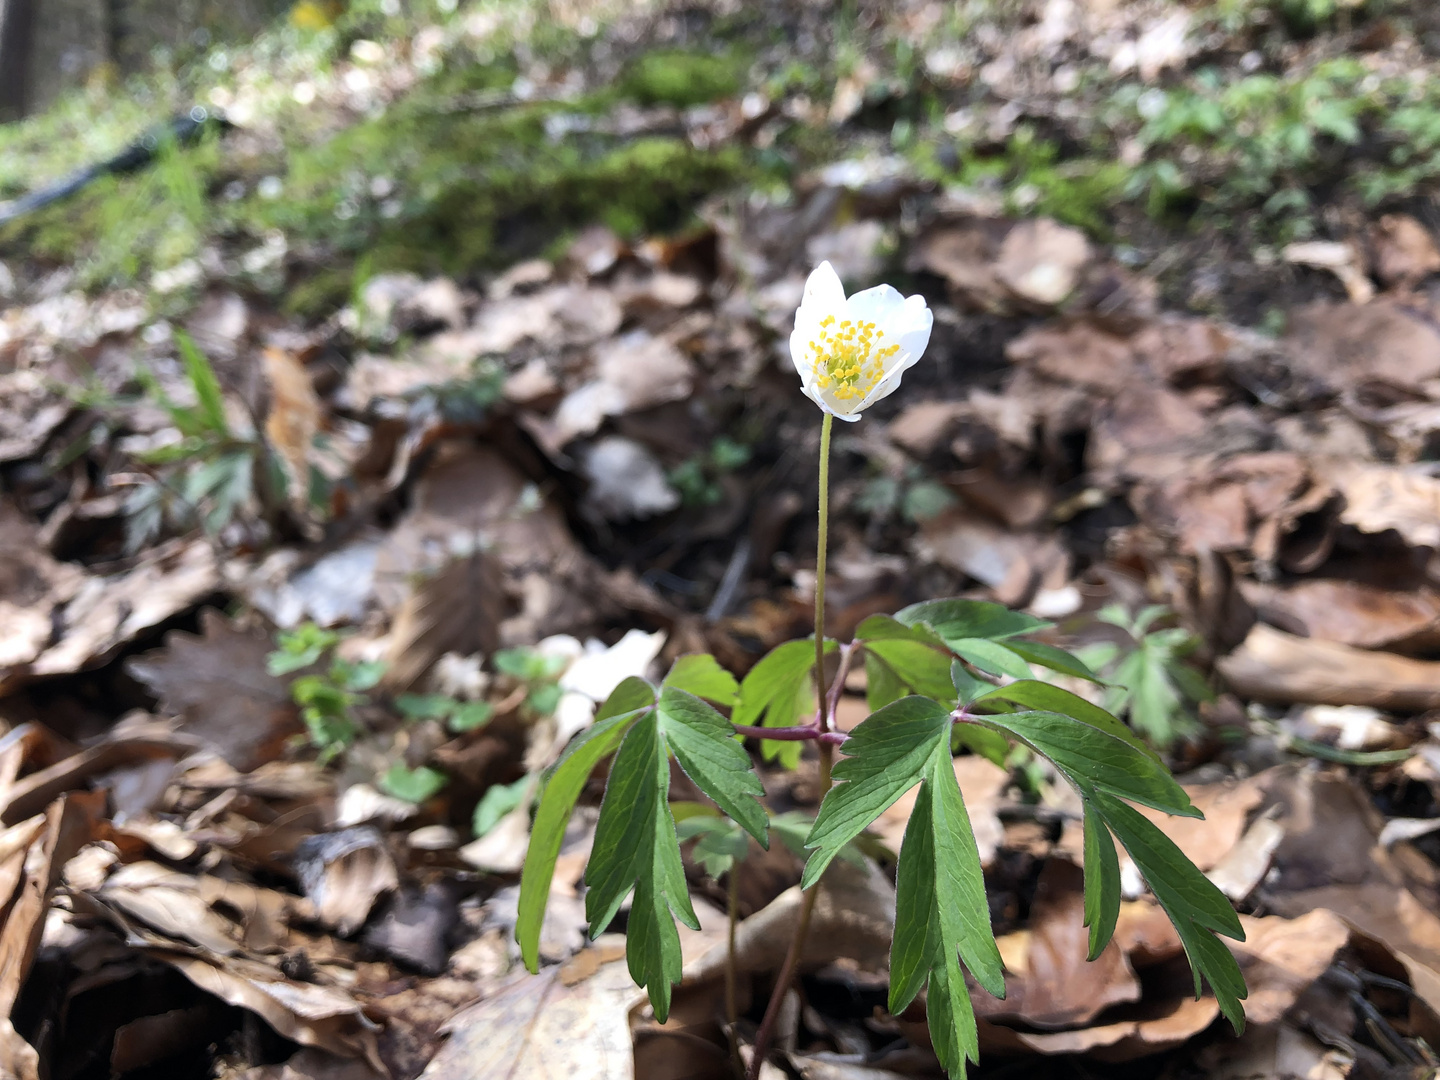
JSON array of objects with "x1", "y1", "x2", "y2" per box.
[{"x1": 805, "y1": 314, "x2": 898, "y2": 407}]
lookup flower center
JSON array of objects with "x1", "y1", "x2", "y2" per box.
[{"x1": 807, "y1": 316, "x2": 901, "y2": 401}]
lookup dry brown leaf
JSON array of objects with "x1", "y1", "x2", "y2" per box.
[
  {"x1": 10, "y1": 537, "x2": 221, "y2": 687},
  {"x1": 1283, "y1": 241, "x2": 1374, "y2": 304},
  {"x1": 1328, "y1": 462, "x2": 1440, "y2": 550},
  {"x1": 1372, "y1": 213, "x2": 1440, "y2": 289},
  {"x1": 907, "y1": 218, "x2": 1012, "y2": 311},
  {"x1": 912, "y1": 509, "x2": 1069, "y2": 607},
  {"x1": 1242, "y1": 578, "x2": 1440, "y2": 653},
  {"x1": 294, "y1": 827, "x2": 399, "y2": 937},
  {"x1": 262, "y1": 347, "x2": 323, "y2": 509},
  {"x1": 417, "y1": 942, "x2": 637, "y2": 1080},
  {"x1": 1006, "y1": 321, "x2": 1137, "y2": 393},
  {"x1": 99, "y1": 861, "x2": 244, "y2": 956},
  {"x1": 143, "y1": 948, "x2": 387, "y2": 1074},
  {"x1": 1285, "y1": 299, "x2": 1440, "y2": 395},
  {"x1": 1231, "y1": 909, "x2": 1350, "y2": 1025},
  {"x1": 994, "y1": 219, "x2": 1092, "y2": 308},
  {"x1": 977, "y1": 861, "x2": 1141, "y2": 1029},
  {"x1": 127, "y1": 611, "x2": 298, "y2": 772},
  {"x1": 383, "y1": 551, "x2": 506, "y2": 691},
  {"x1": 0, "y1": 730, "x2": 194, "y2": 826},
  {"x1": 1218, "y1": 623, "x2": 1440, "y2": 709},
  {"x1": 978, "y1": 995, "x2": 1219, "y2": 1061}
]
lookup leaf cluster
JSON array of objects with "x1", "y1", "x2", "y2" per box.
[{"x1": 516, "y1": 598, "x2": 1249, "y2": 1077}]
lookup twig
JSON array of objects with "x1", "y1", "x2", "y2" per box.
[{"x1": 707, "y1": 536, "x2": 753, "y2": 622}]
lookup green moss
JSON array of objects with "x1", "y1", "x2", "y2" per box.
[{"x1": 621, "y1": 49, "x2": 745, "y2": 108}]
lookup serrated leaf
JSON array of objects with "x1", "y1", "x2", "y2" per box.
[
  {"x1": 733, "y1": 639, "x2": 832, "y2": 768},
  {"x1": 950, "y1": 659, "x2": 986, "y2": 706},
  {"x1": 518, "y1": 703, "x2": 644, "y2": 972},
  {"x1": 973, "y1": 680, "x2": 1163, "y2": 764},
  {"x1": 896, "y1": 598, "x2": 1048, "y2": 642},
  {"x1": 663, "y1": 653, "x2": 739, "y2": 706},
  {"x1": 1004, "y1": 640, "x2": 1102, "y2": 683},
  {"x1": 586, "y1": 710, "x2": 697, "y2": 1022},
  {"x1": 865, "y1": 650, "x2": 908, "y2": 713},
  {"x1": 855, "y1": 615, "x2": 950, "y2": 649},
  {"x1": 802, "y1": 697, "x2": 952, "y2": 888},
  {"x1": 950, "y1": 638, "x2": 1033, "y2": 681},
  {"x1": 1090, "y1": 789, "x2": 1247, "y2": 1032},
  {"x1": 973, "y1": 710, "x2": 1196, "y2": 817},
  {"x1": 864, "y1": 639, "x2": 958, "y2": 710},
  {"x1": 879, "y1": 719, "x2": 1003, "y2": 1078},
  {"x1": 175, "y1": 329, "x2": 230, "y2": 437},
  {"x1": 676, "y1": 815, "x2": 751, "y2": 877},
  {"x1": 952, "y1": 724, "x2": 1010, "y2": 766},
  {"x1": 1082, "y1": 803, "x2": 1120, "y2": 960},
  {"x1": 656, "y1": 686, "x2": 769, "y2": 847}
]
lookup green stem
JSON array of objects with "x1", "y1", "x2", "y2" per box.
[
  {"x1": 814, "y1": 411, "x2": 833, "y2": 730},
  {"x1": 748, "y1": 412, "x2": 835, "y2": 1080}
]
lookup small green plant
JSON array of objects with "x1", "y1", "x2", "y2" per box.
[
  {"x1": 123, "y1": 331, "x2": 296, "y2": 551},
  {"x1": 268, "y1": 623, "x2": 384, "y2": 760},
  {"x1": 856, "y1": 465, "x2": 956, "y2": 524},
  {"x1": 667, "y1": 436, "x2": 752, "y2": 508},
  {"x1": 395, "y1": 692, "x2": 495, "y2": 734},
  {"x1": 1076, "y1": 604, "x2": 1215, "y2": 749},
  {"x1": 492, "y1": 647, "x2": 568, "y2": 717},
  {"x1": 516, "y1": 265, "x2": 1248, "y2": 1080}
]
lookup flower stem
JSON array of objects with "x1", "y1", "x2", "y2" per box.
[
  {"x1": 814, "y1": 411, "x2": 833, "y2": 727},
  {"x1": 748, "y1": 413, "x2": 836, "y2": 1080}
]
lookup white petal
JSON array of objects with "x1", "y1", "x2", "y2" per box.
[
  {"x1": 800, "y1": 260, "x2": 846, "y2": 312},
  {"x1": 843, "y1": 283, "x2": 907, "y2": 328}
]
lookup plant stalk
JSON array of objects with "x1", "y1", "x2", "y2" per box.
[
  {"x1": 727, "y1": 863, "x2": 743, "y2": 1079},
  {"x1": 747, "y1": 412, "x2": 836, "y2": 1080}
]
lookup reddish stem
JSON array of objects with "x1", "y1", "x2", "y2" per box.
[{"x1": 731, "y1": 723, "x2": 848, "y2": 746}]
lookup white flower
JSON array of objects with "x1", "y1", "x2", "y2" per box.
[{"x1": 789, "y1": 261, "x2": 933, "y2": 421}]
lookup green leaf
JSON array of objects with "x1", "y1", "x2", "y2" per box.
[
  {"x1": 801, "y1": 697, "x2": 951, "y2": 889},
  {"x1": 663, "y1": 654, "x2": 739, "y2": 706},
  {"x1": 812, "y1": 700, "x2": 1002, "y2": 1078},
  {"x1": 380, "y1": 764, "x2": 448, "y2": 804},
  {"x1": 586, "y1": 711, "x2": 697, "y2": 1022},
  {"x1": 448, "y1": 700, "x2": 495, "y2": 733},
  {"x1": 950, "y1": 638, "x2": 1033, "y2": 681},
  {"x1": 973, "y1": 710, "x2": 1196, "y2": 818},
  {"x1": 676, "y1": 815, "x2": 750, "y2": 877},
  {"x1": 864, "y1": 639, "x2": 958, "y2": 710},
  {"x1": 174, "y1": 329, "x2": 230, "y2": 437},
  {"x1": 855, "y1": 615, "x2": 950, "y2": 650},
  {"x1": 865, "y1": 650, "x2": 908, "y2": 713},
  {"x1": 896, "y1": 599, "x2": 1048, "y2": 643},
  {"x1": 518, "y1": 683, "x2": 652, "y2": 972},
  {"x1": 395, "y1": 693, "x2": 455, "y2": 720},
  {"x1": 973, "y1": 681, "x2": 1163, "y2": 764},
  {"x1": 474, "y1": 774, "x2": 532, "y2": 837},
  {"x1": 950, "y1": 660, "x2": 986, "y2": 706},
  {"x1": 1004, "y1": 640, "x2": 1102, "y2": 683},
  {"x1": 656, "y1": 686, "x2": 769, "y2": 847},
  {"x1": 951, "y1": 724, "x2": 1010, "y2": 767},
  {"x1": 1090, "y1": 789, "x2": 1247, "y2": 1032},
  {"x1": 733, "y1": 639, "x2": 832, "y2": 768},
  {"x1": 1082, "y1": 803, "x2": 1121, "y2": 961}
]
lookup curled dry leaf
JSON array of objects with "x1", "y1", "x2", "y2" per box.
[
  {"x1": 262, "y1": 347, "x2": 323, "y2": 510},
  {"x1": 1218, "y1": 623, "x2": 1440, "y2": 709},
  {"x1": 294, "y1": 827, "x2": 399, "y2": 937}
]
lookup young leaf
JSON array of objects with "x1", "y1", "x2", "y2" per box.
[
  {"x1": 586, "y1": 710, "x2": 697, "y2": 1022},
  {"x1": 395, "y1": 693, "x2": 455, "y2": 720},
  {"x1": 656, "y1": 686, "x2": 769, "y2": 846},
  {"x1": 517, "y1": 677, "x2": 656, "y2": 973},
  {"x1": 1081, "y1": 803, "x2": 1121, "y2": 960},
  {"x1": 174, "y1": 329, "x2": 231, "y2": 437},
  {"x1": 449, "y1": 700, "x2": 495, "y2": 732},
  {"x1": 473, "y1": 774, "x2": 532, "y2": 837},
  {"x1": 896, "y1": 599, "x2": 1047, "y2": 643},
  {"x1": 676, "y1": 815, "x2": 751, "y2": 877},
  {"x1": 380, "y1": 764, "x2": 448, "y2": 804},
  {"x1": 733, "y1": 639, "x2": 832, "y2": 768},
  {"x1": 1004, "y1": 640, "x2": 1102, "y2": 683},
  {"x1": 1089, "y1": 789, "x2": 1247, "y2": 1032},
  {"x1": 663, "y1": 654, "x2": 739, "y2": 706}
]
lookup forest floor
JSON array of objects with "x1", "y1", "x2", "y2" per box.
[{"x1": 7, "y1": 1, "x2": 1440, "y2": 1078}]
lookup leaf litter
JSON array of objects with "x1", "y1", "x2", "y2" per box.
[{"x1": 9, "y1": 2, "x2": 1440, "y2": 1078}]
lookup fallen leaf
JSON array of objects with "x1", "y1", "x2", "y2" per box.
[
  {"x1": 1242, "y1": 578, "x2": 1440, "y2": 653},
  {"x1": 294, "y1": 827, "x2": 399, "y2": 937},
  {"x1": 1218, "y1": 623, "x2": 1440, "y2": 709},
  {"x1": 417, "y1": 941, "x2": 637, "y2": 1080},
  {"x1": 127, "y1": 611, "x2": 299, "y2": 772},
  {"x1": 1285, "y1": 299, "x2": 1440, "y2": 396},
  {"x1": 1328, "y1": 462, "x2": 1440, "y2": 549},
  {"x1": 1371, "y1": 213, "x2": 1440, "y2": 289},
  {"x1": 873, "y1": 755, "x2": 1007, "y2": 865},
  {"x1": 262, "y1": 347, "x2": 324, "y2": 510},
  {"x1": 1230, "y1": 909, "x2": 1350, "y2": 1025},
  {"x1": 994, "y1": 218, "x2": 1091, "y2": 308},
  {"x1": 1283, "y1": 240, "x2": 1374, "y2": 304}
]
